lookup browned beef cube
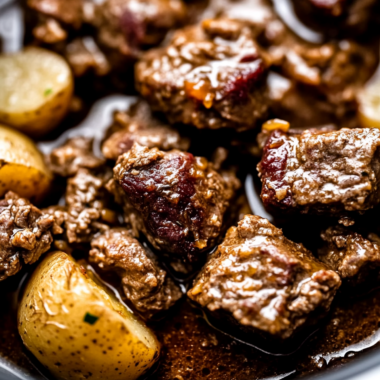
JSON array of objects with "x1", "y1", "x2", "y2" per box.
[
  {"x1": 110, "y1": 143, "x2": 240, "y2": 262},
  {"x1": 90, "y1": 228, "x2": 182, "y2": 318},
  {"x1": 188, "y1": 215, "x2": 341, "y2": 339},
  {"x1": 257, "y1": 128, "x2": 380, "y2": 216},
  {"x1": 136, "y1": 18, "x2": 269, "y2": 131},
  {"x1": 0, "y1": 192, "x2": 60, "y2": 281},
  {"x1": 319, "y1": 225, "x2": 380, "y2": 285},
  {"x1": 102, "y1": 100, "x2": 190, "y2": 161},
  {"x1": 46, "y1": 137, "x2": 105, "y2": 177}
]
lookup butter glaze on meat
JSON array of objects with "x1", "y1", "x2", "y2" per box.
[
  {"x1": 90, "y1": 228, "x2": 182, "y2": 319},
  {"x1": 111, "y1": 143, "x2": 240, "y2": 262},
  {"x1": 258, "y1": 128, "x2": 380, "y2": 215},
  {"x1": 189, "y1": 215, "x2": 341, "y2": 339},
  {"x1": 136, "y1": 18, "x2": 269, "y2": 131}
]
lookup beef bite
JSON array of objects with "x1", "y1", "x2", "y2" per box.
[
  {"x1": 28, "y1": 0, "x2": 186, "y2": 80},
  {"x1": 47, "y1": 137, "x2": 105, "y2": 177},
  {"x1": 319, "y1": 225, "x2": 380, "y2": 285},
  {"x1": 110, "y1": 143, "x2": 240, "y2": 262},
  {"x1": 90, "y1": 228, "x2": 182, "y2": 318},
  {"x1": 136, "y1": 18, "x2": 269, "y2": 131},
  {"x1": 257, "y1": 127, "x2": 380, "y2": 216},
  {"x1": 102, "y1": 100, "x2": 190, "y2": 161},
  {"x1": 0, "y1": 192, "x2": 61, "y2": 281},
  {"x1": 188, "y1": 215, "x2": 341, "y2": 340}
]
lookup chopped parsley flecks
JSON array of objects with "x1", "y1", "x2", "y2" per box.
[
  {"x1": 44, "y1": 88, "x2": 53, "y2": 97},
  {"x1": 84, "y1": 312, "x2": 99, "y2": 325}
]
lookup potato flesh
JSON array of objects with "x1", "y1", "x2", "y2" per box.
[
  {"x1": 359, "y1": 73, "x2": 380, "y2": 129},
  {"x1": 0, "y1": 125, "x2": 52, "y2": 203},
  {"x1": 18, "y1": 252, "x2": 160, "y2": 380},
  {"x1": 0, "y1": 47, "x2": 73, "y2": 136}
]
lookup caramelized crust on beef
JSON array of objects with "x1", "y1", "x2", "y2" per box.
[
  {"x1": 111, "y1": 143, "x2": 240, "y2": 262},
  {"x1": 47, "y1": 137, "x2": 104, "y2": 177},
  {"x1": 90, "y1": 228, "x2": 182, "y2": 318},
  {"x1": 102, "y1": 101, "x2": 190, "y2": 161},
  {"x1": 319, "y1": 226, "x2": 380, "y2": 284},
  {"x1": 65, "y1": 169, "x2": 117, "y2": 243},
  {"x1": 0, "y1": 192, "x2": 59, "y2": 281},
  {"x1": 258, "y1": 128, "x2": 380, "y2": 215},
  {"x1": 188, "y1": 215, "x2": 341, "y2": 339},
  {"x1": 136, "y1": 18, "x2": 269, "y2": 131}
]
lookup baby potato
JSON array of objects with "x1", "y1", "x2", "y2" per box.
[
  {"x1": 358, "y1": 74, "x2": 380, "y2": 129},
  {"x1": 0, "y1": 124, "x2": 52, "y2": 203},
  {"x1": 0, "y1": 47, "x2": 73, "y2": 136},
  {"x1": 18, "y1": 251, "x2": 160, "y2": 380}
]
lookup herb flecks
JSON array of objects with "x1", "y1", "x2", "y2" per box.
[
  {"x1": 44, "y1": 88, "x2": 53, "y2": 97},
  {"x1": 84, "y1": 312, "x2": 99, "y2": 325}
]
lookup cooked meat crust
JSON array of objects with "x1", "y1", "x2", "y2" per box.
[
  {"x1": 258, "y1": 128, "x2": 380, "y2": 215},
  {"x1": 47, "y1": 137, "x2": 105, "y2": 177},
  {"x1": 188, "y1": 215, "x2": 341, "y2": 339},
  {"x1": 90, "y1": 228, "x2": 182, "y2": 318},
  {"x1": 102, "y1": 101, "x2": 190, "y2": 161},
  {"x1": 319, "y1": 226, "x2": 380, "y2": 284},
  {"x1": 0, "y1": 192, "x2": 59, "y2": 281},
  {"x1": 136, "y1": 18, "x2": 269, "y2": 131},
  {"x1": 111, "y1": 143, "x2": 240, "y2": 262}
]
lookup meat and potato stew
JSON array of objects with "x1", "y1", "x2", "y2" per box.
[{"x1": 1, "y1": 0, "x2": 380, "y2": 379}]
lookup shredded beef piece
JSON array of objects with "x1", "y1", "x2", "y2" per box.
[
  {"x1": 188, "y1": 215, "x2": 341, "y2": 339},
  {"x1": 136, "y1": 18, "x2": 269, "y2": 131},
  {"x1": 319, "y1": 226, "x2": 380, "y2": 285},
  {"x1": 102, "y1": 100, "x2": 190, "y2": 161},
  {"x1": 257, "y1": 128, "x2": 380, "y2": 216},
  {"x1": 47, "y1": 137, "x2": 105, "y2": 177},
  {"x1": 0, "y1": 192, "x2": 58, "y2": 281},
  {"x1": 90, "y1": 228, "x2": 182, "y2": 318},
  {"x1": 65, "y1": 37, "x2": 111, "y2": 77},
  {"x1": 65, "y1": 169, "x2": 117, "y2": 244},
  {"x1": 111, "y1": 143, "x2": 240, "y2": 262}
]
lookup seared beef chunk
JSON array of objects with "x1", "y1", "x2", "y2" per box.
[
  {"x1": 0, "y1": 192, "x2": 60, "y2": 281},
  {"x1": 188, "y1": 215, "x2": 341, "y2": 339},
  {"x1": 94, "y1": 0, "x2": 186, "y2": 60},
  {"x1": 90, "y1": 228, "x2": 182, "y2": 318},
  {"x1": 28, "y1": 0, "x2": 186, "y2": 77},
  {"x1": 319, "y1": 226, "x2": 380, "y2": 285},
  {"x1": 136, "y1": 18, "x2": 269, "y2": 131},
  {"x1": 291, "y1": 0, "x2": 380, "y2": 35},
  {"x1": 47, "y1": 137, "x2": 104, "y2": 177},
  {"x1": 102, "y1": 100, "x2": 190, "y2": 161},
  {"x1": 65, "y1": 169, "x2": 117, "y2": 243},
  {"x1": 258, "y1": 128, "x2": 380, "y2": 215},
  {"x1": 111, "y1": 143, "x2": 240, "y2": 262}
]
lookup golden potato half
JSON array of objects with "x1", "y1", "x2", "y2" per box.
[
  {"x1": 0, "y1": 47, "x2": 73, "y2": 136},
  {"x1": 0, "y1": 125, "x2": 52, "y2": 203},
  {"x1": 358, "y1": 73, "x2": 380, "y2": 129},
  {"x1": 18, "y1": 251, "x2": 160, "y2": 380}
]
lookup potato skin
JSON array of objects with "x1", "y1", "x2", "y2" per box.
[
  {"x1": 0, "y1": 47, "x2": 73, "y2": 136},
  {"x1": 0, "y1": 125, "x2": 52, "y2": 204},
  {"x1": 18, "y1": 251, "x2": 160, "y2": 380}
]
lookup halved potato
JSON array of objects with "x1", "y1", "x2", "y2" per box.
[
  {"x1": 358, "y1": 73, "x2": 380, "y2": 129},
  {"x1": 18, "y1": 251, "x2": 160, "y2": 380},
  {"x1": 0, "y1": 125, "x2": 52, "y2": 203},
  {"x1": 0, "y1": 47, "x2": 73, "y2": 136}
]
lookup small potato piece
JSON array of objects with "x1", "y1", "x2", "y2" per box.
[
  {"x1": 359, "y1": 74, "x2": 380, "y2": 129},
  {"x1": 0, "y1": 125, "x2": 52, "y2": 203},
  {"x1": 18, "y1": 251, "x2": 160, "y2": 380},
  {"x1": 0, "y1": 47, "x2": 73, "y2": 136}
]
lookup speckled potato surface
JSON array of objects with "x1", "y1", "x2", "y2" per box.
[
  {"x1": 18, "y1": 251, "x2": 160, "y2": 380},
  {"x1": 0, "y1": 124, "x2": 52, "y2": 203},
  {"x1": 0, "y1": 47, "x2": 73, "y2": 136}
]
